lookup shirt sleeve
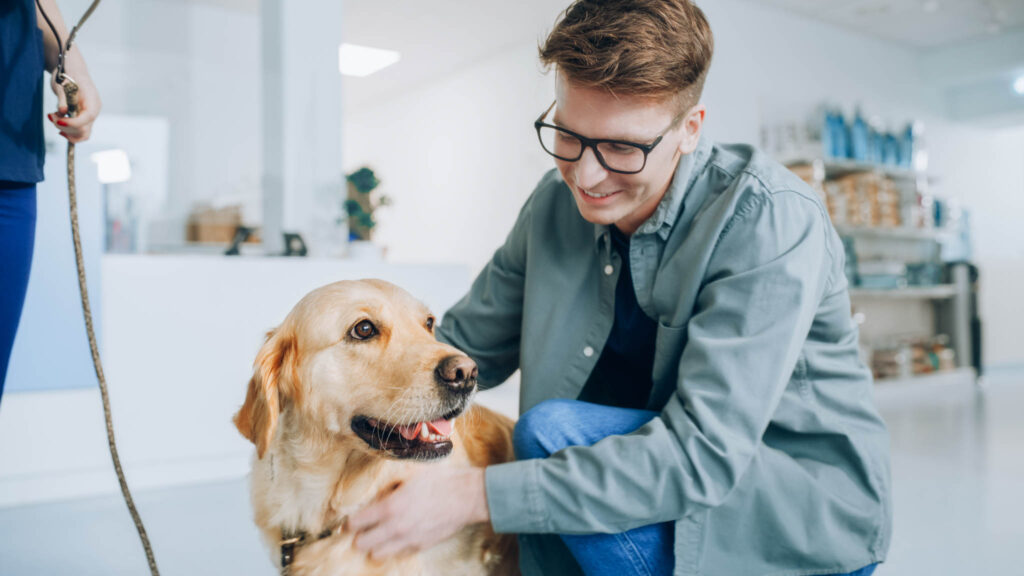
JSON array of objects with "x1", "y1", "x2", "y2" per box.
[
  {"x1": 485, "y1": 189, "x2": 835, "y2": 535},
  {"x1": 435, "y1": 188, "x2": 536, "y2": 390}
]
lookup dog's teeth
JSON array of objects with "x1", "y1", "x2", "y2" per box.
[{"x1": 420, "y1": 424, "x2": 430, "y2": 440}]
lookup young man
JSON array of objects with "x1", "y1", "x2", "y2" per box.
[{"x1": 349, "y1": 1, "x2": 892, "y2": 574}]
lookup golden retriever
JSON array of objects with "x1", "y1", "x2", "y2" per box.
[{"x1": 234, "y1": 279, "x2": 519, "y2": 575}]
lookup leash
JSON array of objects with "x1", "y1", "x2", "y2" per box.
[
  {"x1": 35, "y1": 2, "x2": 161, "y2": 575},
  {"x1": 280, "y1": 518, "x2": 347, "y2": 576}
]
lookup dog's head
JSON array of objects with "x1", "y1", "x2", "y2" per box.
[{"x1": 233, "y1": 279, "x2": 477, "y2": 462}]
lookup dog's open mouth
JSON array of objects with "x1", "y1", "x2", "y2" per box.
[{"x1": 351, "y1": 408, "x2": 462, "y2": 460}]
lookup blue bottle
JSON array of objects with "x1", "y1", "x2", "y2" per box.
[
  {"x1": 835, "y1": 111, "x2": 850, "y2": 159},
  {"x1": 882, "y1": 132, "x2": 899, "y2": 166},
  {"x1": 823, "y1": 109, "x2": 837, "y2": 159},
  {"x1": 900, "y1": 124, "x2": 914, "y2": 169},
  {"x1": 867, "y1": 125, "x2": 880, "y2": 164},
  {"x1": 851, "y1": 110, "x2": 868, "y2": 162}
]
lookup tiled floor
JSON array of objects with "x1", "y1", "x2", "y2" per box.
[{"x1": 0, "y1": 373, "x2": 1020, "y2": 575}]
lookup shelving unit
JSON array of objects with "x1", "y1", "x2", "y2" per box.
[{"x1": 786, "y1": 159, "x2": 979, "y2": 387}]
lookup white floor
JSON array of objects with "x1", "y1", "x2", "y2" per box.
[{"x1": 0, "y1": 373, "x2": 1021, "y2": 575}]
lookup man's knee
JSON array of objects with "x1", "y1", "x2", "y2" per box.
[{"x1": 513, "y1": 398, "x2": 583, "y2": 460}]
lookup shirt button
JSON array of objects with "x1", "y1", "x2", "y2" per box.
[
  {"x1": 604, "y1": 265, "x2": 614, "y2": 276},
  {"x1": 583, "y1": 346, "x2": 595, "y2": 357}
]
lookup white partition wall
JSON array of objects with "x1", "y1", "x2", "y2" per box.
[
  {"x1": 262, "y1": 0, "x2": 345, "y2": 256},
  {"x1": 0, "y1": 257, "x2": 470, "y2": 507}
]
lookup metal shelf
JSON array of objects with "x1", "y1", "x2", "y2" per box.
[
  {"x1": 873, "y1": 367, "x2": 976, "y2": 388},
  {"x1": 785, "y1": 158, "x2": 933, "y2": 182},
  {"x1": 850, "y1": 285, "x2": 958, "y2": 300},
  {"x1": 834, "y1": 225, "x2": 953, "y2": 242}
]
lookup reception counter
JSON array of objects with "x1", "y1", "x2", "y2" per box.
[{"x1": 0, "y1": 255, "x2": 476, "y2": 506}]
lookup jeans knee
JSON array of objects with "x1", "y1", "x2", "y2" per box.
[{"x1": 513, "y1": 398, "x2": 581, "y2": 460}]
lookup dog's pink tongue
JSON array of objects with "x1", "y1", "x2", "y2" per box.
[
  {"x1": 427, "y1": 418, "x2": 453, "y2": 436},
  {"x1": 398, "y1": 422, "x2": 422, "y2": 441}
]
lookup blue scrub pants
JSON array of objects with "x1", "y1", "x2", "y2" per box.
[{"x1": 0, "y1": 181, "x2": 36, "y2": 404}]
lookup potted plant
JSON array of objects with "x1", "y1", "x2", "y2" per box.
[{"x1": 343, "y1": 166, "x2": 391, "y2": 258}]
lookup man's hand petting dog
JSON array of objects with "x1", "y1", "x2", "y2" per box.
[{"x1": 350, "y1": 466, "x2": 490, "y2": 559}]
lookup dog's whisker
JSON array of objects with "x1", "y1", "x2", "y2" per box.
[{"x1": 376, "y1": 386, "x2": 418, "y2": 447}]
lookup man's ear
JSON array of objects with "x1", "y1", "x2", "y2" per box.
[
  {"x1": 233, "y1": 327, "x2": 300, "y2": 459},
  {"x1": 677, "y1": 104, "x2": 706, "y2": 155}
]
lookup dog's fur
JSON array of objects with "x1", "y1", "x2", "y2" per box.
[{"x1": 234, "y1": 279, "x2": 519, "y2": 575}]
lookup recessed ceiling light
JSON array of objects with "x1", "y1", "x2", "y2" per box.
[
  {"x1": 338, "y1": 43, "x2": 401, "y2": 77},
  {"x1": 1014, "y1": 76, "x2": 1024, "y2": 96}
]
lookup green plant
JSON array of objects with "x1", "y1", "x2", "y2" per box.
[{"x1": 342, "y1": 166, "x2": 391, "y2": 241}]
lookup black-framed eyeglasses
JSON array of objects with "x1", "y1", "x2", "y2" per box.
[{"x1": 534, "y1": 101, "x2": 677, "y2": 175}]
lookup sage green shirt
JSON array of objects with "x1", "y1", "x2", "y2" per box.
[{"x1": 437, "y1": 137, "x2": 892, "y2": 576}]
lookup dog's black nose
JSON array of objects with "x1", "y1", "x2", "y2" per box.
[{"x1": 435, "y1": 355, "x2": 478, "y2": 394}]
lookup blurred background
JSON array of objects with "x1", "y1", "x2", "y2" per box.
[{"x1": 1, "y1": 0, "x2": 1022, "y2": 574}]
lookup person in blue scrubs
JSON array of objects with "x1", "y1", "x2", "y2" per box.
[{"x1": 0, "y1": 0, "x2": 101, "y2": 404}]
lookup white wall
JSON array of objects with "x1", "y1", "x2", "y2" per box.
[
  {"x1": 928, "y1": 124, "x2": 1024, "y2": 367},
  {"x1": 59, "y1": 0, "x2": 262, "y2": 229},
  {"x1": 342, "y1": 0, "x2": 1024, "y2": 369},
  {"x1": 343, "y1": 42, "x2": 553, "y2": 272}
]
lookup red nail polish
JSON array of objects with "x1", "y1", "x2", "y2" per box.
[{"x1": 57, "y1": 120, "x2": 67, "y2": 126}]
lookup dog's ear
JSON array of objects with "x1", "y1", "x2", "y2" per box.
[{"x1": 234, "y1": 327, "x2": 300, "y2": 459}]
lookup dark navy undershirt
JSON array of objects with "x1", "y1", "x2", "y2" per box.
[
  {"x1": 578, "y1": 225, "x2": 658, "y2": 410},
  {"x1": 0, "y1": 0, "x2": 47, "y2": 184}
]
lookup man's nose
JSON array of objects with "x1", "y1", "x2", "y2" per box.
[{"x1": 574, "y1": 146, "x2": 608, "y2": 190}]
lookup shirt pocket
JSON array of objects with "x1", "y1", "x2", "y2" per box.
[{"x1": 648, "y1": 322, "x2": 689, "y2": 409}]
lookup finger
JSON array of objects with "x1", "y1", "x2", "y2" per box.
[
  {"x1": 54, "y1": 113, "x2": 94, "y2": 137},
  {"x1": 347, "y1": 502, "x2": 387, "y2": 532},
  {"x1": 65, "y1": 130, "x2": 90, "y2": 144},
  {"x1": 54, "y1": 119, "x2": 85, "y2": 139},
  {"x1": 55, "y1": 114, "x2": 94, "y2": 132},
  {"x1": 369, "y1": 537, "x2": 417, "y2": 560},
  {"x1": 53, "y1": 82, "x2": 68, "y2": 115},
  {"x1": 353, "y1": 524, "x2": 396, "y2": 553}
]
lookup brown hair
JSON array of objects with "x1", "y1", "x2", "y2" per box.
[{"x1": 539, "y1": 0, "x2": 714, "y2": 113}]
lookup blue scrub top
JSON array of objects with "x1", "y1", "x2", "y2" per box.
[{"x1": 0, "y1": 0, "x2": 46, "y2": 184}]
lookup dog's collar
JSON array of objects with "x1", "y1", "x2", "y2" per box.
[{"x1": 279, "y1": 520, "x2": 345, "y2": 576}]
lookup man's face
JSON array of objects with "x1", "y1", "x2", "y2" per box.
[{"x1": 551, "y1": 74, "x2": 704, "y2": 235}]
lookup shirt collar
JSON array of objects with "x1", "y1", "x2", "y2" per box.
[{"x1": 592, "y1": 135, "x2": 712, "y2": 246}]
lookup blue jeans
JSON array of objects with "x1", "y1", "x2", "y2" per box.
[
  {"x1": 512, "y1": 399, "x2": 879, "y2": 576},
  {"x1": 0, "y1": 182, "x2": 36, "y2": 404}
]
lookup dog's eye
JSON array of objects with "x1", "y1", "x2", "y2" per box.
[
  {"x1": 351, "y1": 320, "x2": 377, "y2": 340},
  {"x1": 426, "y1": 316, "x2": 435, "y2": 331}
]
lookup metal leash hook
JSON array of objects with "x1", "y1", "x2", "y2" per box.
[
  {"x1": 60, "y1": 74, "x2": 79, "y2": 117},
  {"x1": 35, "y1": 1, "x2": 161, "y2": 575}
]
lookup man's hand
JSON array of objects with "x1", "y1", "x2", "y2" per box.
[{"x1": 348, "y1": 466, "x2": 490, "y2": 559}]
